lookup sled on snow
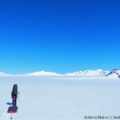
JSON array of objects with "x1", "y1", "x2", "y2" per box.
[{"x1": 8, "y1": 106, "x2": 18, "y2": 113}]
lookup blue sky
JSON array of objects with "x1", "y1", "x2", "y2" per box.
[{"x1": 0, "y1": 0, "x2": 120, "y2": 74}]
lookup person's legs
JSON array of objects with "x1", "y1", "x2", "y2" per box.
[
  {"x1": 12, "y1": 94, "x2": 17, "y2": 106},
  {"x1": 12, "y1": 96, "x2": 14, "y2": 105},
  {"x1": 14, "y1": 96, "x2": 17, "y2": 106},
  {"x1": 12, "y1": 96, "x2": 16, "y2": 106}
]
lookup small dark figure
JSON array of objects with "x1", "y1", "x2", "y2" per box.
[{"x1": 11, "y1": 84, "x2": 18, "y2": 106}]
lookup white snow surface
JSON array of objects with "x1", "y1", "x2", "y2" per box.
[{"x1": 0, "y1": 77, "x2": 120, "y2": 120}]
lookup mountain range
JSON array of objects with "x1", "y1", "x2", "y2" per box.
[
  {"x1": 65, "y1": 69, "x2": 120, "y2": 78},
  {"x1": 0, "y1": 69, "x2": 120, "y2": 78}
]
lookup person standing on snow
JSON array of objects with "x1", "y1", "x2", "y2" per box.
[{"x1": 11, "y1": 84, "x2": 18, "y2": 106}]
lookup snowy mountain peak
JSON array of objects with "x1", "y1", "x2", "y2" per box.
[
  {"x1": 106, "y1": 69, "x2": 120, "y2": 78},
  {"x1": 25, "y1": 71, "x2": 62, "y2": 76}
]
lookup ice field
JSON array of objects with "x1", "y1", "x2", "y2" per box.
[{"x1": 0, "y1": 77, "x2": 120, "y2": 120}]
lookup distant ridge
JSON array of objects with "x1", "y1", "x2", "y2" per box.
[
  {"x1": 0, "y1": 69, "x2": 120, "y2": 78},
  {"x1": 106, "y1": 69, "x2": 120, "y2": 78},
  {"x1": 64, "y1": 69, "x2": 108, "y2": 77}
]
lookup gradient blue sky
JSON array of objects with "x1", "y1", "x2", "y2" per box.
[{"x1": 0, "y1": 0, "x2": 120, "y2": 74}]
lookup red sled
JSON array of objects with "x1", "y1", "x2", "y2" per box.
[{"x1": 8, "y1": 106, "x2": 18, "y2": 113}]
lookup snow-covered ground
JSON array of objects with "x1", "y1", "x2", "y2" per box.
[{"x1": 0, "y1": 77, "x2": 120, "y2": 120}]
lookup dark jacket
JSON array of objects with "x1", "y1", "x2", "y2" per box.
[{"x1": 11, "y1": 84, "x2": 18, "y2": 98}]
